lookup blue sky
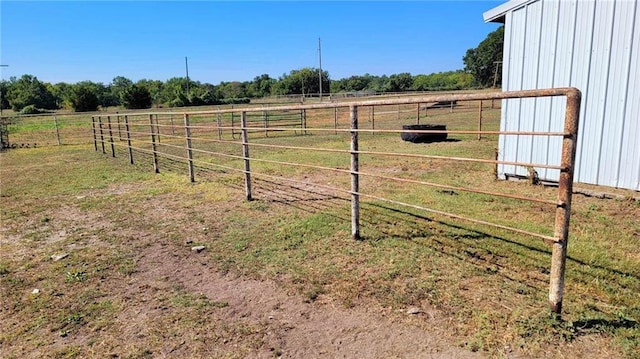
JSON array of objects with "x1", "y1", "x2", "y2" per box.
[{"x1": 0, "y1": 1, "x2": 503, "y2": 85}]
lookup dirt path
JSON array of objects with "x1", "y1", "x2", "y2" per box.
[{"x1": 130, "y1": 242, "x2": 483, "y2": 358}]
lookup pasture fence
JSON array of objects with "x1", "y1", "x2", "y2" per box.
[{"x1": 93, "y1": 88, "x2": 581, "y2": 315}]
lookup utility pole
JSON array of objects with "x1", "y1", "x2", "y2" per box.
[
  {"x1": 0, "y1": 64, "x2": 8, "y2": 117},
  {"x1": 318, "y1": 37, "x2": 323, "y2": 102},
  {"x1": 185, "y1": 56, "x2": 190, "y2": 95}
]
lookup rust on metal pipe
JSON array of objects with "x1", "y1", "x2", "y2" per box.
[{"x1": 549, "y1": 88, "x2": 581, "y2": 315}]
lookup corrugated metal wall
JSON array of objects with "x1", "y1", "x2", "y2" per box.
[{"x1": 498, "y1": 0, "x2": 639, "y2": 190}]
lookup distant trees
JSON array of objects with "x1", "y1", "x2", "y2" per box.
[
  {"x1": 463, "y1": 26, "x2": 504, "y2": 88},
  {"x1": 412, "y1": 71, "x2": 474, "y2": 91},
  {"x1": 5, "y1": 75, "x2": 57, "y2": 112},
  {"x1": 2, "y1": 62, "x2": 489, "y2": 112}
]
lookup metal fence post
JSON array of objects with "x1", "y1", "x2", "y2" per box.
[
  {"x1": 263, "y1": 110, "x2": 268, "y2": 137},
  {"x1": 217, "y1": 110, "x2": 222, "y2": 140},
  {"x1": 184, "y1": 114, "x2": 195, "y2": 183},
  {"x1": 124, "y1": 115, "x2": 133, "y2": 164},
  {"x1": 116, "y1": 112, "x2": 122, "y2": 140},
  {"x1": 107, "y1": 115, "x2": 115, "y2": 157},
  {"x1": 231, "y1": 111, "x2": 236, "y2": 139},
  {"x1": 98, "y1": 116, "x2": 105, "y2": 154},
  {"x1": 91, "y1": 116, "x2": 97, "y2": 151},
  {"x1": 53, "y1": 116, "x2": 61, "y2": 145},
  {"x1": 149, "y1": 114, "x2": 159, "y2": 173},
  {"x1": 170, "y1": 112, "x2": 175, "y2": 136},
  {"x1": 350, "y1": 105, "x2": 360, "y2": 240},
  {"x1": 477, "y1": 100, "x2": 483, "y2": 141},
  {"x1": 154, "y1": 114, "x2": 161, "y2": 144},
  {"x1": 416, "y1": 103, "x2": 420, "y2": 125},
  {"x1": 302, "y1": 109, "x2": 307, "y2": 135},
  {"x1": 371, "y1": 105, "x2": 375, "y2": 135},
  {"x1": 334, "y1": 107, "x2": 338, "y2": 135},
  {"x1": 240, "y1": 111, "x2": 252, "y2": 201},
  {"x1": 549, "y1": 88, "x2": 581, "y2": 316}
]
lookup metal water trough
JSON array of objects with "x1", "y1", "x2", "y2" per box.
[{"x1": 401, "y1": 124, "x2": 447, "y2": 143}]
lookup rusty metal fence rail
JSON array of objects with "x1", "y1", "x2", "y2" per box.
[{"x1": 92, "y1": 88, "x2": 581, "y2": 315}]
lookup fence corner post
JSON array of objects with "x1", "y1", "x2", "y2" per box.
[{"x1": 549, "y1": 88, "x2": 581, "y2": 317}]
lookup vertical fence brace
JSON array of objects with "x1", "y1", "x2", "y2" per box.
[
  {"x1": 263, "y1": 110, "x2": 268, "y2": 137},
  {"x1": 350, "y1": 105, "x2": 361, "y2": 241},
  {"x1": 334, "y1": 107, "x2": 338, "y2": 135},
  {"x1": 231, "y1": 111, "x2": 236, "y2": 139},
  {"x1": 184, "y1": 114, "x2": 195, "y2": 183},
  {"x1": 98, "y1": 116, "x2": 106, "y2": 154},
  {"x1": 91, "y1": 116, "x2": 97, "y2": 151},
  {"x1": 371, "y1": 106, "x2": 375, "y2": 135},
  {"x1": 549, "y1": 89, "x2": 581, "y2": 316},
  {"x1": 116, "y1": 113, "x2": 122, "y2": 140},
  {"x1": 217, "y1": 111, "x2": 222, "y2": 140},
  {"x1": 107, "y1": 116, "x2": 115, "y2": 157},
  {"x1": 53, "y1": 116, "x2": 61, "y2": 145},
  {"x1": 240, "y1": 111, "x2": 253, "y2": 201},
  {"x1": 416, "y1": 103, "x2": 420, "y2": 125},
  {"x1": 170, "y1": 113, "x2": 176, "y2": 135},
  {"x1": 154, "y1": 114, "x2": 161, "y2": 144},
  {"x1": 302, "y1": 109, "x2": 307, "y2": 135},
  {"x1": 478, "y1": 100, "x2": 483, "y2": 141},
  {"x1": 149, "y1": 114, "x2": 159, "y2": 173},
  {"x1": 124, "y1": 115, "x2": 133, "y2": 164}
]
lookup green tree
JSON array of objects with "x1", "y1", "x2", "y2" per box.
[
  {"x1": 70, "y1": 82, "x2": 100, "y2": 112},
  {"x1": 248, "y1": 74, "x2": 276, "y2": 98},
  {"x1": 217, "y1": 81, "x2": 248, "y2": 99},
  {"x1": 6, "y1": 74, "x2": 57, "y2": 111},
  {"x1": 463, "y1": 26, "x2": 504, "y2": 87},
  {"x1": 273, "y1": 68, "x2": 329, "y2": 96},
  {"x1": 136, "y1": 79, "x2": 164, "y2": 107},
  {"x1": 387, "y1": 73, "x2": 413, "y2": 92},
  {"x1": 49, "y1": 82, "x2": 74, "y2": 109},
  {"x1": 120, "y1": 84, "x2": 152, "y2": 109}
]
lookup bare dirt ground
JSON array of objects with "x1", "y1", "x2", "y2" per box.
[{"x1": 131, "y1": 242, "x2": 483, "y2": 358}]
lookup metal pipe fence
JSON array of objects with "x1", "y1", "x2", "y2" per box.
[{"x1": 91, "y1": 88, "x2": 581, "y2": 315}]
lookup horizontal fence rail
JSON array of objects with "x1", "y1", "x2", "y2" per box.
[{"x1": 89, "y1": 88, "x2": 580, "y2": 315}]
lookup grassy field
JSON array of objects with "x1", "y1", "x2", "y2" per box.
[{"x1": 1, "y1": 99, "x2": 638, "y2": 358}]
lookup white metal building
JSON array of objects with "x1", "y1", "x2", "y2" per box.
[{"x1": 484, "y1": 0, "x2": 639, "y2": 191}]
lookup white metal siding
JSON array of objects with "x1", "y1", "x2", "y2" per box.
[{"x1": 496, "y1": 0, "x2": 640, "y2": 190}]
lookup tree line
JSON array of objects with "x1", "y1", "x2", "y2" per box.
[{"x1": 0, "y1": 27, "x2": 502, "y2": 114}]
